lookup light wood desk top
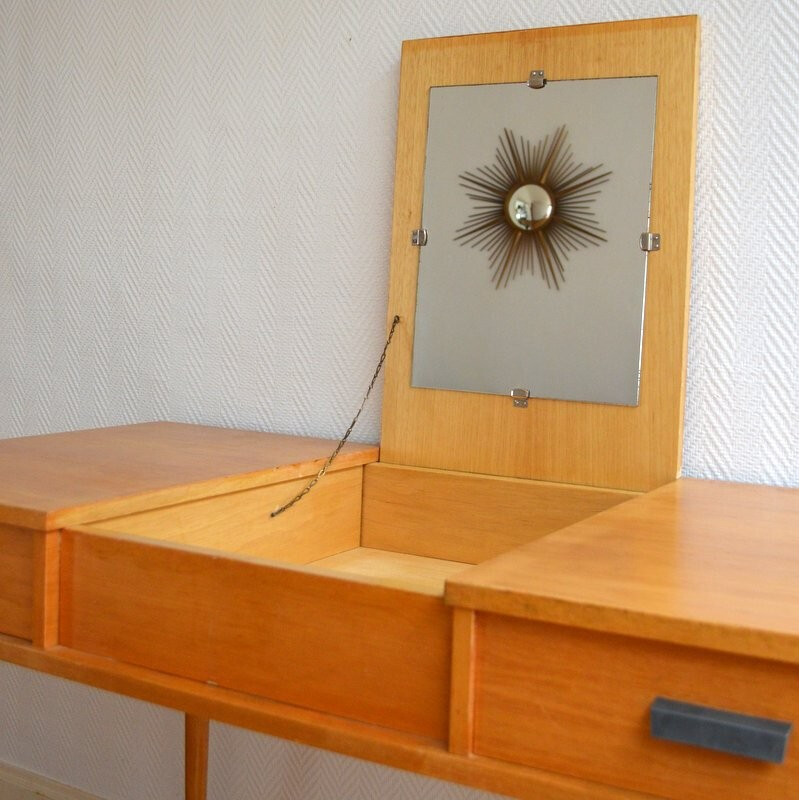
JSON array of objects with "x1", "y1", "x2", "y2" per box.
[
  {"x1": 447, "y1": 478, "x2": 799, "y2": 664},
  {"x1": 0, "y1": 422, "x2": 378, "y2": 530}
]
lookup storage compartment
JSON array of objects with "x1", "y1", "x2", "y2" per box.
[
  {"x1": 0, "y1": 523, "x2": 34, "y2": 640},
  {"x1": 76, "y1": 461, "x2": 634, "y2": 595},
  {"x1": 473, "y1": 614, "x2": 799, "y2": 800},
  {"x1": 58, "y1": 460, "x2": 633, "y2": 741}
]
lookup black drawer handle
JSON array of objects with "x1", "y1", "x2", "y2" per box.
[{"x1": 650, "y1": 697, "x2": 792, "y2": 764}]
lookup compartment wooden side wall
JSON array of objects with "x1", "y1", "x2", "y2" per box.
[
  {"x1": 361, "y1": 463, "x2": 636, "y2": 563},
  {"x1": 87, "y1": 466, "x2": 363, "y2": 564}
]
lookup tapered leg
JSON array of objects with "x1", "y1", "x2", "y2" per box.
[{"x1": 185, "y1": 714, "x2": 209, "y2": 800}]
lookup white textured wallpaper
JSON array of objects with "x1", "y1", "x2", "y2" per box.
[{"x1": 0, "y1": 0, "x2": 797, "y2": 798}]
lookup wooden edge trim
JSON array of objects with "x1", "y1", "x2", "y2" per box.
[
  {"x1": 448, "y1": 608, "x2": 476, "y2": 755},
  {"x1": 19, "y1": 446, "x2": 379, "y2": 531},
  {"x1": 367, "y1": 461, "x2": 639, "y2": 495},
  {"x1": 400, "y1": 14, "x2": 699, "y2": 50},
  {"x1": 673, "y1": 15, "x2": 702, "y2": 479},
  {"x1": 0, "y1": 508, "x2": 48, "y2": 532},
  {"x1": 0, "y1": 636, "x2": 657, "y2": 800},
  {"x1": 444, "y1": 587, "x2": 799, "y2": 666},
  {"x1": 32, "y1": 530, "x2": 60, "y2": 648}
]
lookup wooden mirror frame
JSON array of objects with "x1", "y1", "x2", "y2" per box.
[{"x1": 380, "y1": 17, "x2": 700, "y2": 492}]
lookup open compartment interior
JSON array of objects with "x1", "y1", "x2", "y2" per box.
[{"x1": 84, "y1": 460, "x2": 637, "y2": 597}]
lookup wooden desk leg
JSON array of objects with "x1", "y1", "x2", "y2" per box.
[{"x1": 185, "y1": 714, "x2": 209, "y2": 800}]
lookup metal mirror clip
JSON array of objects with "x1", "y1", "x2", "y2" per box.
[
  {"x1": 511, "y1": 388, "x2": 530, "y2": 408},
  {"x1": 528, "y1": 70, "x2": 546, "y2": 89}
]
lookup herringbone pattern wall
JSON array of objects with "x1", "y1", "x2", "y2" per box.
[{"x1": 0, "y1": 0, "x2": 796, "y2": 798}]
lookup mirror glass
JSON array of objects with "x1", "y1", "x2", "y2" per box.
[{"x1": 411, "y1": 77, "x2": 658, "y2": 406}]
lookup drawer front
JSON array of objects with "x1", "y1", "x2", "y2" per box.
[
  {"x1": 474, "y1": 614, "x2": 798, "y2": 800},
  {"x1": 60, "y1": 529, "x2": 451, "y2": 741},
  {"x1": 0, "y1": 524, "x2": 34, "y2": 639}
]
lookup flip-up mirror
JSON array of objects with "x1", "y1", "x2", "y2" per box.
[{"x1": 411, "y1": 77, "x2": 658, "y2": 406}]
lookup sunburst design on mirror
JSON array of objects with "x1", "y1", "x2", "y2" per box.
[{"x1": 455, "y1": 126, "x2": 611, "y2": 289}]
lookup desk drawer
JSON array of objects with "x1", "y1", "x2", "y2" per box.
[
  {"x1": 0, "y1": 524, "x2": 34, "y2": 640},
  {"x1": 474, "y1": 615, "x2": 798, "y2": 800}
]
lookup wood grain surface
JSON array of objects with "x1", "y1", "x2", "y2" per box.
[
  {"x1": 0, "y1": 524, "x2": 34, "y2": 640},
  {"x1": 448, "y1": 608, "x2": 476, "y2": 756},
  {"x1": 362, "y1": 462, "x2": 635, "y2": 563},
  {"x1": 474, "y1": 615, "x2": 798, "y2": 800},
  {"x1": 89, "y1": 466, "x2": 363, "y2": 564},
  {"x1": 308, "y1": 547, "x2": 470, "y2": 595},
  {"x1": 381, "y1": 16, "x2": 700, "y2": 491},
  {"x1": 0, "y1": 422, "x2": 378, "y2": 530},
  {"x1": 32, "y1": 529, "x2": 60, "y2": 647},
  {"x1": 0, "y1": 633, "x2": 662, "y2": 800},
  {"x1": 60, "y1": 528, "x2": 452, "y2": 741},
  {"x1": 447, "y1": 479, "x2": 799, "y2": 663}
]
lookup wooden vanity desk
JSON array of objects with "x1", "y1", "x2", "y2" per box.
[
  {"x1": 0, "y1": 15, "x2": 797, "y2": 800},
  {"x1": 0, "y1": 424, "x2": 796, "y2": 800}
]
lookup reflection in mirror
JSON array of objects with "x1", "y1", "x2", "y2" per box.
[
  {"x1": 411, "y1": 77, "x2": 657, "y2": 406},
  {"x1": 505, "y1": 183, "x2": 553, "y2": 231}
]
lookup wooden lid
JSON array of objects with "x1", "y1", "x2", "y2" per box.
[
  {"x1": 380, "y1": 17, "x2": 699, "y2": 492},
  {"x1": 446, "y1": 479, "x2": 799, "y2": 663},
  {"x1": 0, "y1": 422, "x2": 378, "y2": 530}
]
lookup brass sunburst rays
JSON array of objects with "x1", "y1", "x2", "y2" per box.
[{"x1": 455, "y1": 126, "x2": 611, "y2": 290}]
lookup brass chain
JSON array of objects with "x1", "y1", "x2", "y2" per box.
[{"x1": 270, "y1": 315, "x2": 401, "y2": 518}]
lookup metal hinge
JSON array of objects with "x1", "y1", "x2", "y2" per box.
[
  {"x1": 640, "y1": 232, "x2": 661, "y2": 252},
  {"x1": 527, "y1": 70, "x2": 546, "y2": 89},
  {"x1": 411, "y1": 228, "x2": 428, "y2": 246},
  {"x1": 510, "y1": 388, "x2": 530, "y2": 408}
]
